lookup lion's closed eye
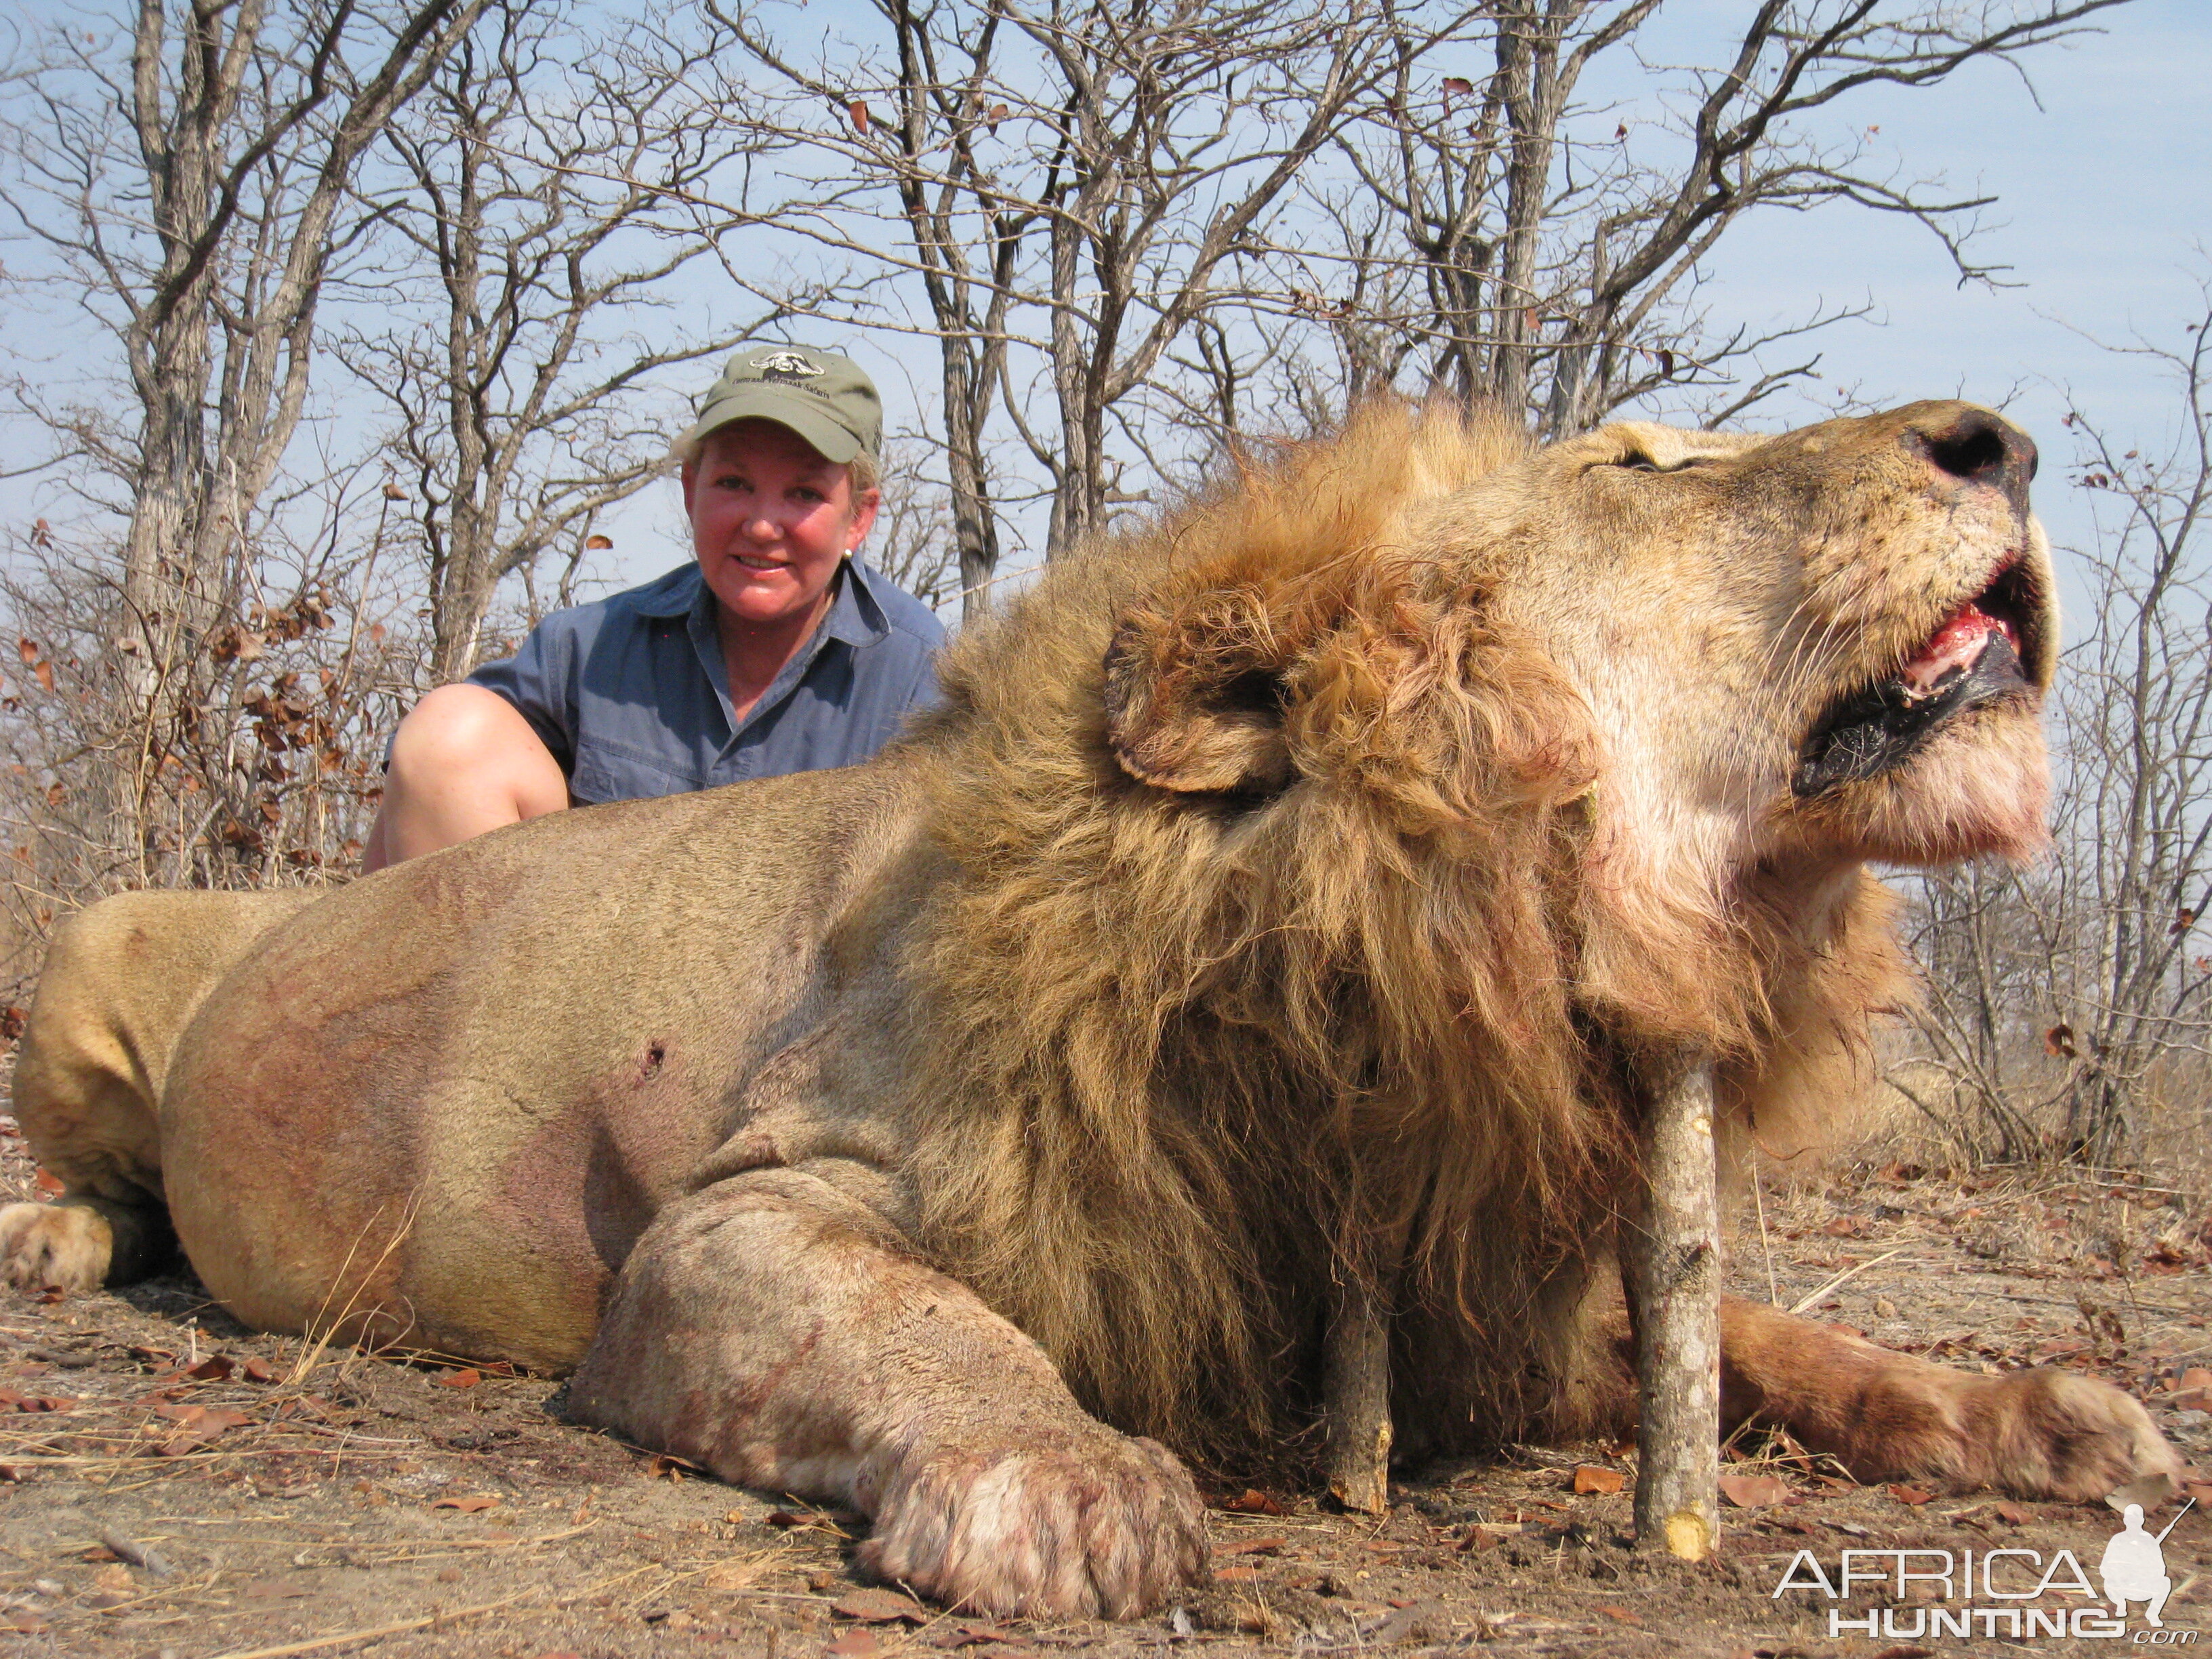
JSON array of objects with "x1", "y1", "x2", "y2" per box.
[{"x1": 1605, "y1": 452, "x2": 1713, "y2": 474}]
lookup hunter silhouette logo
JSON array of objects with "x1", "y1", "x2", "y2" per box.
[
  {"x1": 2104, "y1": 1500, "x2": 2191, "y2": 1628},
  {"x1": 750, "y1": 349, "x2": 825, "y2": 381}
]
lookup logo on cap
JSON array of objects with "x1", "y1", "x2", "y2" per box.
[{"x1": 750, "y1": 349, "x2": 825, "y2": 382}]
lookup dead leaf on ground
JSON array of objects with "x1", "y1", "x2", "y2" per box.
[
  {"x1": 764, "y1": 1507, "x2": 857, "y2": 1534},
  {"x1": 432, "y1": 1494, "x2": 501, "y2": 1513},
  {"x1": 1213, "y1": 1564, "x2": 1260, "y2": 1582},
  {"x1": 437, "y1": 1367, "x2": 481, "y2": 1389},
  {"x1": 1597, "y1": 1606, "x2": 1645, "y2": 1626},
  {"x1": 1216, "y1": 1487, "x2": 1288, "y2": 1515},
  {"x1": 2107, "y1": 1473, "x2": 2181, "y2": 1512},
  {"x1": 242, "y1": 1357, "x2": 278, "y2": 1382},
  {"x1": 832, "y1": 1589, "x2": 928, "y2": 1624},
  {"x1": 1223, "y1": 1536, "x2": 1285, "y2": 1555},
  {"x1": 1994, "y1": 1502, "x2": 2033, "y2": 1525},
  {"x1": 1572, "y1": 1465, "x2": 1624, "y2": 1494},
  {"x1": 0, "y1": 1389, "x2": 76, "y2": 1413},
  {"x1": 1887, "y1": 1483, "x2": 1934, "y2": 1506},
  {"x1": 923, "y1": 1625, "x2": 1011, "y2": 1650},
  {"x1": 2169, "y1": 1367, "x2": 2212, "y2": 1408},
  {"x1": 826, "y1": 1633, "x2": 884, "y2": 1659},
  {"x1": 1718, "y1": 1473, "x2": 1789, "y2": 1509},
  {"x1": 152, "y1": 1404, "x2": 251, "y2": 1431}
]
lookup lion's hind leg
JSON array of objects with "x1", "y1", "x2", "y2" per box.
[
  {"x1": 2, "y1": 1033, "x2": 176, "y2": 1292},
  {"x1": 1, "y1": 889, "x2": 306, "y2": 1294},
  {"x1": 0, "y1": 1193, "x2": 169, "y2": 1293}
]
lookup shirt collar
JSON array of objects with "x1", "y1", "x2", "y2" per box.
[{"x1": 648, "y1": 557, "x2": 890, "y2": 646}]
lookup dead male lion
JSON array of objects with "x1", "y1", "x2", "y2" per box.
[{"x1": 0, "y1": 401, "x2": 2180, "y2": 1619}]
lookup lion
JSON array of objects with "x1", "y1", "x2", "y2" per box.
[{"x1": 0, "y1": 400, "x2": 2179, "y2": 1620}]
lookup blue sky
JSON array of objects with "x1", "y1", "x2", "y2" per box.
[{"x1": 1622, "y1": 0, "x2": 2211, "y2": 565}]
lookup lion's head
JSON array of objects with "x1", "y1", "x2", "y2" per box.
[{"x1": 903, "y1": 398, "x2": 2055, "y2": 1463}]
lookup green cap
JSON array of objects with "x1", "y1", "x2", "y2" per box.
[{"x1": 682, "y1": 346, "x2": 881, "y2": 465}]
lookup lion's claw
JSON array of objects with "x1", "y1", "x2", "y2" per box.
[{"x1": 859, "y1": 1431, "x2": 1207, "y2": 1619}]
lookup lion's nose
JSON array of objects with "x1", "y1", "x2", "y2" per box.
[{"x1": 1905, "y1": 407, "x2": 2037, "y2": 518}]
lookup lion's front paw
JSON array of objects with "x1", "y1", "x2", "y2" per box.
[
  {"x1": 1975, "y1": 1368, "x2": 2184, "y2": 1503},
  {"x1": 858, "y1": 1429, "x2": 1208, "y2": 1620},
  {"x1": 0, "y1": 1200, "x2": 112, "y2": 1293}
]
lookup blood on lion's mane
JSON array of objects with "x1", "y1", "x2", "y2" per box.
[{"x1": 890, "y1": 402, "x2": 1910, "y2": 1469}]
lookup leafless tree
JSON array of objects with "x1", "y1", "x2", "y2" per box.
[
  {"x1": 339, "y1": 0, "x2": 847, "y2": 682},
  {"x1": 865, "y1": 436, "x2": 963, "y2": 612},
  {"x1": 1274, "y1": 0, "x2": 2131, "y2": 440},
  {"x1": 1891, "y1": 287, "x2": 2212, "y2": 1168},
  {"x1": 720, "y1": 0, "x2": 1421, "y2": 609},
  {"x1": 0, "y1": 0, "x2": 486, "y2": 867}
]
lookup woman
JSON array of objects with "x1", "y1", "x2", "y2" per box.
[{"x1": 364, "y1": 346, "x2": 944, "y2": 869}]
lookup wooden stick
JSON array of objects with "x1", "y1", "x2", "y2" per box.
[
  {"x1": 1321, "y1": 1264, "x2": 1394, "y2": 1515},
  {"x1": 1628, "y1": 1057, "x2": 1721, "y2": 1561}
]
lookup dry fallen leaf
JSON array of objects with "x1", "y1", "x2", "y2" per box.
[
  {"x1": 437, "y1": 1368, "x2": 481, "y2": 1389},
  {"x1": 0, "y1": 1389, "x2": 76, "y2": 1413},
  {"x1": 1717, "y1": 1473, "x2": 1789, "y2": 1509},
  {"x1": 432, "y1": 1494, "x2": 501, "y2": 1513},
  {"x1": 1224, "y1": 1536, "x2": 1285, "y2": 1555},
  {"x1": 1217, "y1": 1488, "x2": 1288, "y2": 1515},
  {"x1": 1994, "y1": 1502, "x2": 2032, "y2": 1525},
  {"x1": 1572, "y1": 1465, "x2": 1624, "y2": 1495},
  {"x1": 825, "y1": 1633, "x2": 884, "y2": 1659},
  {"x1": 922, "y1": 1624, "x2": 1010, "y2": 1650},
  {"x1": 832, "y1": 1589, "x2": 928, "y2": 1624},
  {"x1": 1887, "y1": 1483, "x2": 1934, "y2": 1506},
  {"x1": 1213, "y1": 1565, "x2": 1260, "y2": 1583},
  {"x1": 2106, "y1": 1473, "x2": 2179, "y2": 1512}
]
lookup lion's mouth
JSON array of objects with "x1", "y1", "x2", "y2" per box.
[{"x1": 1793, "y1": 558, "x2": 2041, "y2": 798}]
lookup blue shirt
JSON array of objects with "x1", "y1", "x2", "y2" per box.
[{"x1": 467, "y1": 558, "x2": 945, "y2": 804}]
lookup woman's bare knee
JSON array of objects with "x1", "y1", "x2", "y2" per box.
[{"x1": 370, "y1": 685, "x2": 568, "y2": 868}]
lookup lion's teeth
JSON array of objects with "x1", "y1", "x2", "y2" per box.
[{"x1": 1901, "y1": 602, "x2": 2000, "y2": 696}]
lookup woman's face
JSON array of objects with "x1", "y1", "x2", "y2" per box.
[{"x1": 682, "y1": 419, "x2": 878, "y2": 632}]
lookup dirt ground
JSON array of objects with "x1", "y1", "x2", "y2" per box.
[{"x1": 1, "y1": 1105, "x2": 2207, "y2": 1659}]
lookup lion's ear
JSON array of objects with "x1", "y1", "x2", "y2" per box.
[{"x1": 1103, "y1": 589, "x2": 1296, "y2": 794}]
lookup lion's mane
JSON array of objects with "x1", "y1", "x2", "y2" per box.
[{"x1": 895, "y1": 403, "x2": 1909, "y2": 1469}]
